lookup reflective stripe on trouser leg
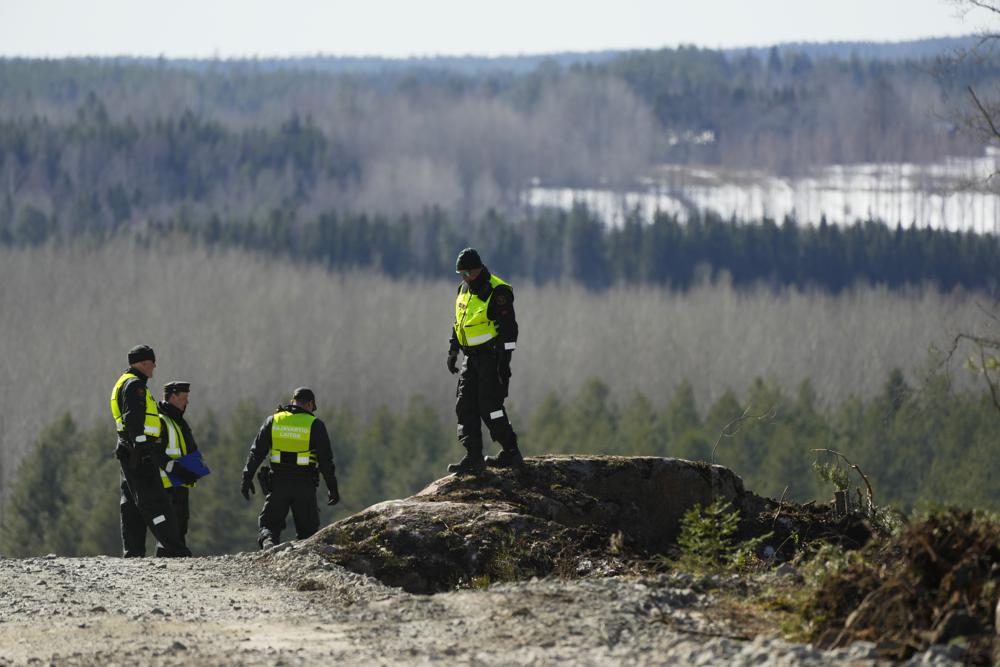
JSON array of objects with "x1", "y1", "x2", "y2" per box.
[
  {"x1": 121, "y1": 462, "x2": 186, "y2": 556},
  {"x1": 484, "y1": 407, "x2": 517, "y2": 449}
]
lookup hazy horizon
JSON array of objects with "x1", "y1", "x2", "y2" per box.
[{"x1": 0, "y1": 0, "x2": 990, "y2": 60}]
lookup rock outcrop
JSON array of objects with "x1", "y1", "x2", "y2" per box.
[
  {"x1": 298, "y1": 457, "x2": 734, "y2": 592},
  {"x1": 299, "y1": 455, "x2": 870, "y2": 593}
]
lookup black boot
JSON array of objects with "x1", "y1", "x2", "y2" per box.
[
  {"x1": 447, "y1": 450, "x2": 486, "y2": 475},
  {"x1": 485, "y1": 448, "x2": 524, "y2": 469}
]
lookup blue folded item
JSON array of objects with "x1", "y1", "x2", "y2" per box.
[{"x1": 166, "y1": 451, "x2": 211, "y2": 486}]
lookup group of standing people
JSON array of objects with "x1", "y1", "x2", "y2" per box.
[{"x1": 108, "y1": 248, "x2": 523, "y2": 556}]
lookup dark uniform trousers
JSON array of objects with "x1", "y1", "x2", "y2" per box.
[
  {"x1": 119, "y1": 455, "x2": 190, "y2": 558},
  {"x1": 258, "y1": 473, "x2": 320, "y2": 547},
  {"x1": 456, "y1": 348, "x2": 518, "y2": 455},
  {"x1": 154, "y1": 487, "x2": 190, "y2": 557}
]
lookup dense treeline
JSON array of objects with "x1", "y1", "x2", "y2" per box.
[
  {"x1": 181, "y1": 207, "x2": 1000, "y2": 292},
  {"x1": 4, "y1": 200, "x2": 997, "y2": 293},
  {"x1": 0, "y1": 241, "x2": 988, "y2": 502},
  {"x1": 3, "y1": 361, "x2": 997, "y2": 557},
  {"x1": 0, "y1": 45, "x2": 993, "y2": 219}
]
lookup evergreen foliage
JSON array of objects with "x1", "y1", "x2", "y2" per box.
[
  {"x1": 669, "y1": 499, "x2": 769, "y2": 574},
  {"x1": 3, "y1": 362, "x2": 999, "y2": 557},
  {"x1": 4, "y1": 204, "x2": 998, "y2": 294}
]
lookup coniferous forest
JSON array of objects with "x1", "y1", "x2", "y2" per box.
[
  {"x1": 4, "y1": 358, "x2": 999, "y2": 557},
  {"x1": 3, "y1": 42, "x2": 1000, "y2": 556}
]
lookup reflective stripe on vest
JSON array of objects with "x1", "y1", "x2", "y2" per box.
[
  {"x1": 109, "y1": 371, "x2": 161, "y2": 438},
  {"x1": 270, "y1": 411, "x2": 317, "y2": 466},
  {"x1": 159, "y1": 413, "x2": 193, "y2": 489},
  {"x1": 454, "y1": 274, "x2": 511, "y2": 348}
]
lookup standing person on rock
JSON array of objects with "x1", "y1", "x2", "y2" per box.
[
  {"x1": 446, "y1": 248, "x2": 524, "y2": 475},
  {"x1": 240, "y1": 388, "x2": 340, "y2": 549},
  {"x1": 155, "y1": 381, "x2": 205, "y2": 556},
  {"x1": 110, "y1": 345, "x2": 191, "y2": 557}
]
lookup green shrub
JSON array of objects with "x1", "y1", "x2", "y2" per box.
[{"x1": 670, "y1": 498, "x2": 771, "y2": 574}]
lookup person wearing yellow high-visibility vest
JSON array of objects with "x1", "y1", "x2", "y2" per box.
[
  {"x1": 240, "y1": 388, "x2": 340, "y2": 550},
  {"x1": 110, "y1": 345, "x2": 190, "y2": 557},
  {"x1": 446, "y1": 248, "x2": 523, "y2": 475},
  {"x1": 155, "y1": 381, "x2": 201, "y2": 555}
]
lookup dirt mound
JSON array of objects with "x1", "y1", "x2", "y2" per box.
[
  {"x1": 292, "y1": 455, "x2": 871, "y2": 593},
  {"x1": 808, "y1": 509, "x2": 1000, "y2": 663}
]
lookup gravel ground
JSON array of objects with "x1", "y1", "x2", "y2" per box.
[{"x1": 0, "y1": 544, "x2": 964, "y2": 666}]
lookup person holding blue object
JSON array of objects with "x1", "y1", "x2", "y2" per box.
[
  {"x1": 111, "y1": 345, "x2": 191, "y2": 558},
  {"x1": 155, "y1": 381, "x2": 207, "y2": 555}
]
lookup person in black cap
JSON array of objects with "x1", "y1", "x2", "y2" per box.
[
  {"x1": 446, "y1": 248, "x2": 523, "y2": 474},
  {"x1": 240, "y1": 387, "x2": 340, "y2": 549},
  {"x1": 154, "y1": 381, "x2": 202, "y2": 555},
  {"x1": 109, "y1": 345, "x2": 191, "y2": 557}
]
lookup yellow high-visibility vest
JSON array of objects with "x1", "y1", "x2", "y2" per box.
[
  {"x1": 454, "y1": 274, "x2": 511, "y2": 347},
  {"x1": 109, "y1": 371, "x2": 161, "y2": 439},
  {"x1": 159, "y1": 413, "x2": 194, "y2": 489},
  {"x1": 270, "y1": 411, "x2": 317, "y2": 466}
]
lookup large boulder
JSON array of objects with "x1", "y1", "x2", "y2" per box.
[{"x1": 300, "y1": 456, "x2": 773, "y2": 593}]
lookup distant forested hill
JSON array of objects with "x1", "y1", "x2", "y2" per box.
[
  {"x1": 724, "y1": 36, "x2": 979, "y2": 62},
  {"x1": 1, "y1": 36, "x2": 993, "y2": 212},
  {"x1": 76, "y1": 36, "x2": 982, "y2": 74},
  {"x1": 2, "y1": 37, "x2": 999, "y2": 293}
]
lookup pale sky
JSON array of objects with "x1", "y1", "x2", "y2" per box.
[{"x1": 0, "y1": 0, "x2": 993, "y2": 59}]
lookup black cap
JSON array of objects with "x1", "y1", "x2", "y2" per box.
[
  {"x1": 292, "y1": 387, "x2": 316, "y2": 406},
  {"x1": 163, "y1": 381, "x2": 191, "y2": 396},
  {"x1": 128, "y1": 345, "x2": 156, "y2": 364},
  {"x1": 456, "y1": 248, "x2": 483, "y2": 272}
]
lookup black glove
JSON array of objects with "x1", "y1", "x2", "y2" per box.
[
  {"x1": 497, "y1": 350, "x2": 512, "y2": 386},
  {"x1": 129, "y1": 435, "x2": 158, "y2": 469},
  {"x1": 165, "y1": 460, "x2": 200, "y2": 486},
  {"x1": 447, "y1": 350, "x2": 460, "y2": 375},
  {"x1": 256, "y1": 467, "x2": 273, "y2": 495},
  {"x1": 131, "y1": 434, "x2": 154, "y2": 453},
  {"x1": 240, "y1": 474, "x2": 255, "y2": 500},
  {"x1": 327, "y1": 476, "x2": 340, "y2": 506}
]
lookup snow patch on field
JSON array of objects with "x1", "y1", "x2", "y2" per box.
[{"x1": 527, "y1": 154, "x2": 1000, "y2": 233}]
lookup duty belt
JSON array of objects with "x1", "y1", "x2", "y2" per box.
[{"x1": 462, "y1": 342, "x2": 497, "y2": 356}]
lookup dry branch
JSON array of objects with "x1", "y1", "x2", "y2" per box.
[
  {"x1": 810, "y1": 448, "x2": 876, "y2": 511},
  {"x1": 710, "y1": 404, "x2": 777, "y2": 464}
]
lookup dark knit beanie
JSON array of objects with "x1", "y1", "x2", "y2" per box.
[
  {"x1": 127, "y1": 345, "x2": 156, "y2": 364},
  {"x1": 455, "y1": 248, "x2": 483, "y2": 271}
]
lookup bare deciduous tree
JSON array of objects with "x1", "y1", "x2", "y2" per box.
[{"x1": 946, "y1": 2, "x2": 1000, "y2": 157}]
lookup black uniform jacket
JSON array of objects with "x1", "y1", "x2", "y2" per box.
[
  {"x1": 242, "y1": 404, "x2": 337, "y2": 489},
  {"x1": 448, "y1": 266, "x2": 519, "y2": 354},
  {"x1": 114, "y1": 368, "x2": 168, "y2": 467},
  {"x1": 158, "y1": 400, "x2": 199, "y2": 454}
]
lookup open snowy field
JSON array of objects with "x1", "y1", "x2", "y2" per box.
[{"x1": 528, "y1": 154, "x2": 1000, "y2": 232}]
